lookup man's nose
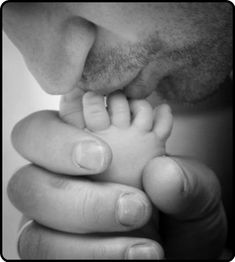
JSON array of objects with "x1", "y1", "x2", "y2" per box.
[
  {"x1": 34, "y1": 17, "x2": 97, "y2": 95},
  {"x1": 3, "y1": 3, "x2": 97, "y2": 95},
  {"x1": 50, "y1": 17, "x2": 97, "y2": 94}
]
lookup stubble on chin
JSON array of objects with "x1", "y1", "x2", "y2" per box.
[{"x1": 79, "y1": 27, "x2": 232, "y2": 104}]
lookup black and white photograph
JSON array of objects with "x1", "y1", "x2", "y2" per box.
[{"x1": 2, "y1": 2, "x2": 233, "y2": 260}]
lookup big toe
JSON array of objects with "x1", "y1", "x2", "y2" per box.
[
  {"x1": 60, "y1": 88, "x2": 85, "y2": 129},
  {"x1": 83, "y1": 92, "x2": 110, "y2": 131}
]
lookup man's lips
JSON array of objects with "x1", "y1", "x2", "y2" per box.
[{"x1": 80, "y1": 70, "x2": 156, "y2": 99}]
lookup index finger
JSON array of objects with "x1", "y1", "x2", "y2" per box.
[
  {"x1": 11, "y1": 110, "x2": 112, "y2": 175},
  {"x1": 8, "y1": 164, "x2": 152, "y2": 233}
]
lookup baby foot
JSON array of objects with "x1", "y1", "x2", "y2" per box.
[{"x1": 82, "y1": 91, "x2": 173, "y2": 189}]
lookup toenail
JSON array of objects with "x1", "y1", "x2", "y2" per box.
[
  {"x1": 116, "y1": 193, "x2": 147, "y2": 227},
  {"x1": 125, "y1": 242, "x2": 162, "y2": 259},
  {"x1": 72, "y1": 140, "x2": 105, "y2": 171}
]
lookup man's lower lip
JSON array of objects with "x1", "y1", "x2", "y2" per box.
[
  {"x1": 80, "y1": 73, "x2": 139, "y2": 95},
  {"x1": 79, "y1": 69, "x2": 156, "y2": 99}
]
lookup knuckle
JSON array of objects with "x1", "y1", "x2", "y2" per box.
[
  {"x1": 76, "y1": 187, "x2": 104, "y2": 232},
  {"x1": 48, "y1": 175, "x2": 71, "y2": 190},
  {"x1": 7, "y1": 167, "x2": 26, "y2": 207},
  {"x1": 11, "y1": 112, "x2": 39, "y2": 152},
  {"x1": 11, "y1": 111, "x2": 56, "y2": 149},
  {"x1": 7, "y1": 164, "x2": 39, "y2": 213},
  {"x1": 7, "y1": 174, "x2": 18, "y2": 205},
  {"x1": 11, "y1": 119, "x2": 24, "y2": 151}
]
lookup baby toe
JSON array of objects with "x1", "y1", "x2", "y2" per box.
[
  {"x1": 83, "y1": 91, "x2": 110, "y2": 131},
  {"x1": 153, "y1": 104, "x2": 173, "y2": 141},
  {"x1": 60, "y1": 88, "x2": 85, "y2": 129},
  {"x1": 107, "y1": 91, "x2": 130, "y2": 128},
  {"x1": 130, "y1": 99, "x2": 153, "y2": 131}
]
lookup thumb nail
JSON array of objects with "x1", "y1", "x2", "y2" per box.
[{"x1": 72, "y1": 140, "x2": 105, "y2": 171}]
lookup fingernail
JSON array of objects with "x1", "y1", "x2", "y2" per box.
[
  {"x1": 169, "y1": 158, "x2": 188, "y2": 193},
  {"x1": 126, "y1": 243, "x2": 160, "y2": 259},
  {"x1": 117, "y1": 193, "x2": 147, "y2": 227},
  {"x1": 73, "y1": 140, "x2": 105, "y2": 171}
]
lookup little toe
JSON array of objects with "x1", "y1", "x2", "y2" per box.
[
  {"x1": 83, "y1": 91, "x2": 110, "y2": 131},
  {"x1": 107, "y1": 91, "x2": 130, "y2": 128},
  {"x1": 130, "y1": 99, "x2": 153, "y2": 131},
  {"x1": 153, "y1": 104, "x2": 173, "y2": 141}
]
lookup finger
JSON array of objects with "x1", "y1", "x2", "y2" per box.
[
  {"x1": 142, "y1": 156, "x2": 227, "y2": 259},
  {"x1": 7, "y1": 164, "x2": 152, "y2": 233},
  {"x1": 59, "y1": 87, "x2": 85, "y2": 128},
  {"x1": 18, "y1": 222, "x2": 164, "y2": 259},
  {"x1": 11, "y1": 110, "x2": 112, "y2": 175}
]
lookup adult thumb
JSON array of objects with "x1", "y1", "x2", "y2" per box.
[{"x1": 142, "y1": 156, "x2": 227, "y2": 259}]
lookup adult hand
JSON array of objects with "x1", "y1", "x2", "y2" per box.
[
  {"x1": 143, "y1": 156, "x2": 227, "y2": 259},
  {"x1": 8, "y1": 109, "x2": 162, "y2": 260},
  {"x1": 8, "y1": 91, "x2": 226, "y2": 259},
  {"x1": 52, "y1": 87, "x2": 229, "y2": 259}
]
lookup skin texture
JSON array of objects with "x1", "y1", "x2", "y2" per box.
[
  {"x1": 9, "y1": 115, "x2": 227, "y2": 259},
  {"x1": 3, "y1": 2, "x2": 233, "y2": 260},
  {"x1": 3, "y1": 3, "x2": 232, "y2": 100},
  {"x1": 63, "y1": 90, "x2": 173, "y2": 188}
]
